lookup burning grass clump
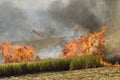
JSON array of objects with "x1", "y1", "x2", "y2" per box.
[
  {"x1": 0, "y1": 55, "x2": 101, "y2": 77},
  {"x1": 100, "y1": 53, "x2": 120, "y2": 66},
  {"x1": 104, "y1": 54, "x2": 120, "y2": 64}
]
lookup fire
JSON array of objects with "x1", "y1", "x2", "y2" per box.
[
  {"x1": 0, "y1": 42, "x2": 35, "y2": 63},
  {"x1": 100, "y1": 58, "x2": 120, "y2": 67},
  {"x1": 62, "y1": 25, "x2": 120, "y2": 66},
  {"x1": 62, "y1": 25, "x2": 106, "y2": 58}
]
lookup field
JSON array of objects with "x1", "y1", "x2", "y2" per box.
[
  {"x1": 0, "y1": 55, "x2": 101, "y2": 77},
  {"x1": 1, "y1": 67, "x2": 120, "y2": 80},
  {"x1": 0, "y1": 38, "x2": 120, "y2": 79}
]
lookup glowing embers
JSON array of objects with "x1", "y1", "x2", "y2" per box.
[
  {"x1": 62, "y1": 25, "x2": 106, "y2": 58},
  {"x1": 0, "y1": 42, "x2": 34, "y2": 63},
  {"x1": 100, "y1": 57, "x2": 120, "y2": 67},
  {"x1": 100, "y1": 49, "x2": 120, "y2": 67}
]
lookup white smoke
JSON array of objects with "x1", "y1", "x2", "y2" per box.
[
  {"x1": 0, "y1": 0, "x2": 80, "y2": 42},
  {"x1": 0, "y1": 0, "x2": 115, "y2": 59},
  {"x1": 38, "y1": 45, "x2": 62, "y2": 59}
]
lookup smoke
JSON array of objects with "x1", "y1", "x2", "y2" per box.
[
  {"x1": 0, "y1": 0, "x2": 119, "y2": 59},
  {"x1": 42, "y1": 0, "x2": 119, "y2": 58},
  {"x1": 0, "y1": 0, "x2": 112, "y2": 42},
  {"x1": 38, "y1": 45, "x2": 62, "y2": 59},
  {"x1": 49, "y1": 0, "x2": 110, "y2": 31},
  {"x1": 105, "y1": 0, "x2": 120, "y2": 49},
  {"x1": 0, "y1": 2, "x2": 30, "y2": 41},
  {"x1": 0, "y1": 0, "x2": 82, "y2": 42}
]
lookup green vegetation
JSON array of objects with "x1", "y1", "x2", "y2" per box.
[{"x1": 0, "y1": 55, "x2": 102, "y2": 77}]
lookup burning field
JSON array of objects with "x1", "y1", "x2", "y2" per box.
[
  {"x1": 62, "y1": 25, "x2": 120, "y2": 67},
  {"x1": 0, "y1": 24, "x2": 116, "y2": 65},
  {"x1": 0, "y1": 0, "x2": 120, "y2": 78},
  {"x1": 0, "y1": 24, "x2": 120, "y2": 77}
]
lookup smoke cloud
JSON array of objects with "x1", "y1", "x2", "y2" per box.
[
  {"x1": 0, "y1": 0, "x2": 119, "y2": 58},
  {"x1": 105, "y1": 0, "x2": 120, "y2": 49},
  {"x1": 49, "y1": 0, "x2": 110, "y2": 31},
  {"x1": 0, "y1": 0, "x2": 113, "y2": 42},
  {"x1": 0, "y1": 2, "x2": 28, "y2": 41},
  {"x1": 0, "y1": 0, "x2": 79, "y2": 42}
]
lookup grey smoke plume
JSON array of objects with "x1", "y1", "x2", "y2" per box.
[
  {"x1": 0, "y1": 0, "x2": 81, "y2": 42},
  {"x1": 49, "y1": 0, "x2": 110, "y2": 31},
  {"x1": 0, "y1": 0, "x2": 112, "y2": 42},
  {"x1": 0, "y1": 0, "x2": 118, "y2": 59},
  {"x1": 0, "y1": 2, "x2": 30, "y2": 41},
  {"x1": 38, "y1": 45, "x2": 62, "y2": 59},
  {"x1": 105, "y1": 0, "x2": 120, "y2": 49}
]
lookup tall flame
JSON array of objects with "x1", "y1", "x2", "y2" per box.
[
  {"x1": 62, "y1": 25, "x2": 120, "y2": 66},
  {"x1": 62, "y1": 25, "x2": 107, "y2": 58},
  {"x1": 0, "y1": 42, "x2": 35, "y2": 63}
]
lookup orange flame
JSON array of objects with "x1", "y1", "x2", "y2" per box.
[
  {"x1": 0, "y1": 42, "x2": 35, "y2": 63},
  {"x1": 100, "y1": 57, "x2": 120, "y2": 67},
  {"x1": 62, "y1": 25, "x2": 107, "y2": 58},
  {"x1": 62, "y1": 25, "x2": 120, "y2": 66}
]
